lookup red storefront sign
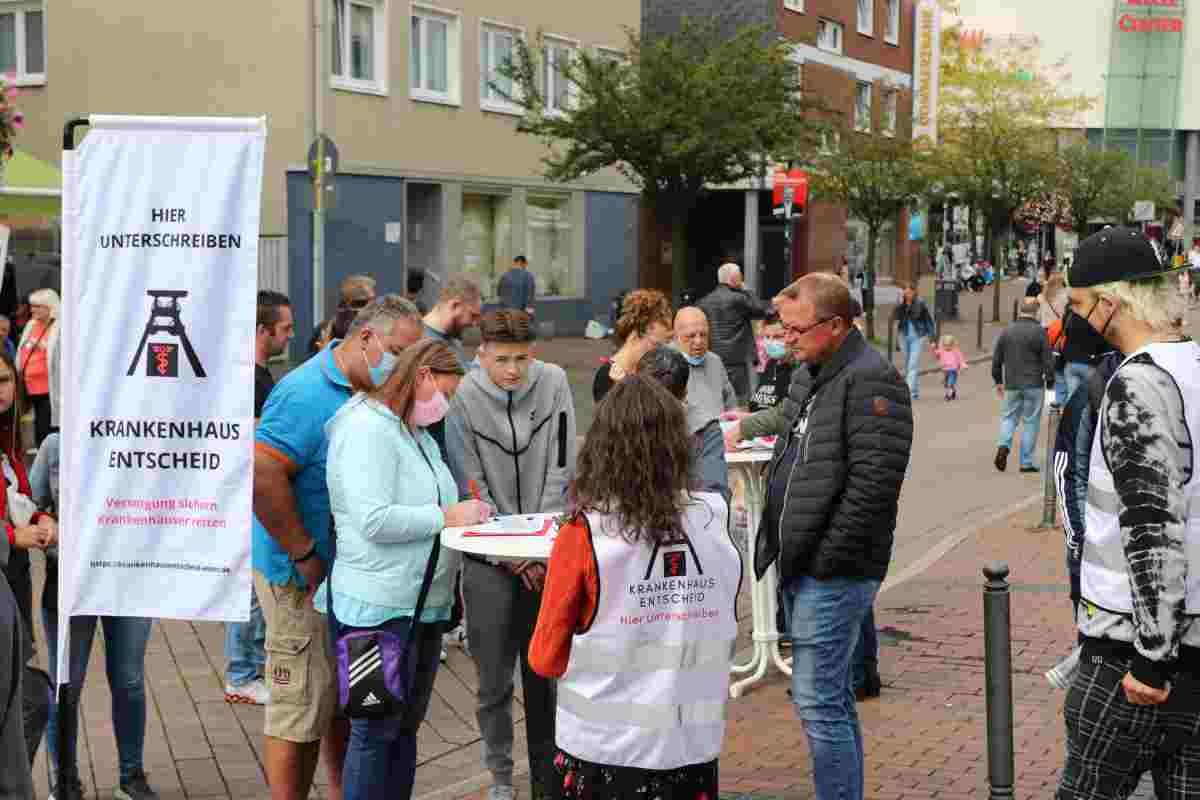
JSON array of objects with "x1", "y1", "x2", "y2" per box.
[{"x1": 1119, "y1": 14, "x2": 1184, "y2": 31}]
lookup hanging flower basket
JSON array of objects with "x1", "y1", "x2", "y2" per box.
[{"x1": 0, "y1": 74, "x2": 24, "y2": 186}]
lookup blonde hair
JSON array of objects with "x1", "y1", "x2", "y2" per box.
[
  {"x1": 29, "y1": 288, "x2": 60, "y2": 318},
  {"x1": 939, "y1": 334, "x2": 958, "y2": 351},
  {"x1": 1090, "y1": 276, "x2": 1181, "y2": 332}
]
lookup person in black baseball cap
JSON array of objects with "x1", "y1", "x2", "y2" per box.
[{"x1": 1056, "y1": 225, "x2": 1200, "y2": 799}]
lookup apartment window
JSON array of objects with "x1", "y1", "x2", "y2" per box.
[
  {"x1": 855, "y1": 82, "x2": 872, "y2": 132},
  {"x1": 784, "y1": 0, "x2": 805, "y2": 12},
  {"x1": 883, "y1": 90, "x2": 897, "y2": 136},
  {"x1": 885, "y1": 0, "x2": 900, "y2": 44},
  {"x1": 817, "y1": 19, "x2": 843, "y2": 54},
  {"x1": 857, "y1": 0, "x2": 874, "y2": 36},
  {"x1": 480, "y1": 22, "x2": 521, "y2": 113},
  {"x1": 596, "y1": 47, "x2": 625, "y2": 67},
  {"x1": 820, "y1": 130, "x2": 841, "y2": 154},
  {"x1": 461, "y1": 192, "x2": 514, "y2": 295},
  {"x1": 331, "y1": 0, "x2": 386, "y2": 94},
  {"x1": 527, "y1": 194, "x2": 576, "y2": 296},
  {"x1": 0, "y1": 3, "x2": 44, "y2": 85},
  {"x1": 543, "y1": 36, "x2": 577, "y2": 115},
  {"x1": 410, "y1": 5, "x2": 461, "y2": 105}
]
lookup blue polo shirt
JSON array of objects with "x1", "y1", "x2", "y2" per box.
[{"x1": 252, "y1": 342, "x2": 353, "y2": 587}]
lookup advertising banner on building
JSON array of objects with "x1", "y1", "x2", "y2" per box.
[
  {"x1": 912, "y1": 0, "x2": 942, "y2": 144},
  {"x1": 58, "y1": 116, "x2": 266, "y2": 681}
]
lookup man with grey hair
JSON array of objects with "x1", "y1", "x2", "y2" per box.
[
  {"x1": 991, "y1": 296, "x2": 1055, "y2": 473},
  {"x1": 698, "y1": 261, "x2": 772, "y2": 403},
  {"x1": 674, "y1": 306, "x2": 738, "y2": 435},
  {"x1": 252, "y1": 294, "x2": 422, "y2": 800}
]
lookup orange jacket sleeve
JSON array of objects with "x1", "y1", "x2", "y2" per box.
[{"x1": 529, "y1": 518, "x2": 598, "y2": 679}]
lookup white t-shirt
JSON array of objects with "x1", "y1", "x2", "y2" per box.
[{"x1": 1190, "y1": 249, "x2": 1200, "y2": 268}]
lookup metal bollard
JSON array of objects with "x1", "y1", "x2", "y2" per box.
[
  {"x1": 887, "y1": 320, "x2": 895, "y2": 368},
  {"x1": 984, "y1": 563, "x2": 1015, "y2": 800},
  {"x1": 1012, "y1": 297, "x2": 1019, "y2": 322},
  {"x1": 977, "y1": 304, "x2": 984, "y2": 352},
  {"x1": 935, "y1": 315, "x2": 942, "y2": 346},
  {"x1": 1037, "y1": 403, "x2": 1063, "y2": 529}
]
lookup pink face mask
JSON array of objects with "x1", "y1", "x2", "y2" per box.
[{"x1": 410, "y1": 378, "x2": 450, "y2": 428}]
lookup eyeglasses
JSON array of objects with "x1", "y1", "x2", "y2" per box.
[{"x1": 782, "y1": 317, "x2": 836, "y2": 338}]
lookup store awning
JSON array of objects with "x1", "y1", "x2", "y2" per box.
[{"x1": 0, "y1": 150, "x2": 61, "y2": 218}]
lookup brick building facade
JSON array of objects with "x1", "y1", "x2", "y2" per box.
[{"x1": 642, "y1": 0, "x2": 925, "y2": 300}]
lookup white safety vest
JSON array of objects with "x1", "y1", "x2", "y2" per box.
[
  {"x1": 555, "y1": 492, "x2": 743, "y2": 770},
  {"x1": 1081, "y1": 341, "x2": 1200, "y2": 614}
]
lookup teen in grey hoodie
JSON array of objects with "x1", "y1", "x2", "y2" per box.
[{"x1": 444, "y1": 310, "x2": 576, "y2": 800}]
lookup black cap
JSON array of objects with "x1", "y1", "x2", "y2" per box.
[
  {"x1": 514, "y1": 255, "x2": 527, "y2": 264},
  {"x1": 1068, "y1": 226, "x2": 1177, "y2": 288}
]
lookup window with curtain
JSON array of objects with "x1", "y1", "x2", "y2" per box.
[
  {"x1": 857, "y1": 0, "x2": 874, "y2": 36},
  {"x1": 331, "y1": 0, "x2": 385, "y2": 93},
  {"x1": 411, "y1": 7, "x2": 458, "y2": 103},
  {"x1": 0, "y1": 3, "x2": 44, "y2": 83},
  {"x1": 817, "y1": 19, "x2": 843, "y2": 54},
  {"x1": 855, "y1": 82, "x2": 872, "y2": 132},
  {"x1": 543, "y1": 37, "x2": 576, "y2": 114},
  {"x1": 526, "y1": 194, "x2": 576, "y2": 297},
  {"x1": 883, "y1": 90, "x2": 897, "y2": 136},
  {"x1": 461, "y1": 193, "x2": 513, "y2": 296},
  {"x1": 885, "y1": 0, "x2": 900, "y2": 44},
  {"x1": 481, "y1": 23, "x2": 520, "y2": 111}
]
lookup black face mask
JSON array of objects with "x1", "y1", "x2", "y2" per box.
[{"x1": 1064, "y1": 302, "x2": 1112, "y2": 363}]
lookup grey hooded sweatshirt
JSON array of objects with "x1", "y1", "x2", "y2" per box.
[{"x1": 445, "y1": 360, "x2": 577, "y2": 514}]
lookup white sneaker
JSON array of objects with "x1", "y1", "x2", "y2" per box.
[
  {"x1": 443, "y1": 624, "x2": 469, "y2": 654},
  {"x1": 487, "y1": 786, "x2": 516, "y2": 800},
  {"x1": 224, "y1": 677, "x2": 270, "y2": 705},
  {"x1": 440, "y1": 647, "x2": 448, "y2": 663}
]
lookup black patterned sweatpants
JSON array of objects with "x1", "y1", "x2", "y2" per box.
[{"x1": 1058, "y1": 652, "x2": 1200, "y2": 799}]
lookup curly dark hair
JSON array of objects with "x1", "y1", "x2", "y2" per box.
[
  {"x1": 573, "y1": 375, "x2": 691, "y2": 544},
  {"x1": 614, "y1": 289, "x2": 672, "y2": 345}
]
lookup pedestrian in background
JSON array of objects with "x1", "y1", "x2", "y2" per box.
[
  {"x1": 445, "y1": 310, "x2": 576, "y2": 800},
  {"x1": 309, "y1": 274, "x2": 377, "y2": 355},
  {"x1": 698, "y1": 262, "x2": 773, "y2": 404},
  {"x1": 890, "y1": 286, "x2": 934, "y2": 400},
  {"x1": 18, "y1": 288, "x2": 58, "y2": 446},
  {"x1": 497, "y1": 255, "x2": 536, "y2": 318},
  {"x1": 758, "y1": 273, "x2": 913, "y2": 800},
  {"x1": 592, "y1": 289, "x2": 673, "y2": 403},
  {"x1": 0, "y1": 538, "x2": 32, "y2": 800},
  {"x1": 531, "y1": 375, "x2": 741, "y2": 800},
  {"x1": 0, "y1": 316, "x2": 15, "y2": 362},
  {"x1": 992, "y1": 297, "x2": 1055, "y2": 473},
  {"x1": 931, "y1": 334, "x2": 967, "y2": 402},
  {"x1": 316, "y1": 339, "x2": 488, "y2": 800},
  {"x1": 1054, "y1": 227, "x2": 1200, "y2": 800}
]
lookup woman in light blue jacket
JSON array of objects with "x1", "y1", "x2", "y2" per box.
[{"x1": 316, "y1": 339, "x2": 492, "y2": 800}]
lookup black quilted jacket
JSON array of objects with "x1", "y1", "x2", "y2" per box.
[
  {"x1": 697, "y1": 284, "x2": 772, "y2": 365},
  {"x1": 754, "y1": 329, "x2": 914, "y2": 582}
]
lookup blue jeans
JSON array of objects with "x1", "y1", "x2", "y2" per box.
[
  {"x1": 902, "y1": 334, "x2": 926, "y2": 398},
  {"x1": 342, "y1": 617, "x2": 445, "y2": 800},
  {"x1": 43, "y1": 610, "x2": 153, "y2": 783},
  {"x1": 223, "y1": 584, "x2": 265, "y2": 685},
  {"x1": 1054, "y1": 367, "x2": 1067, "y2": 407},
  {"x1": 785, "y1": 575, "x2": 881, "y2": 800},
  {"x1": 851, "y1": 607, "x2": 879, "y2": 689},
  {"x1": 997, "y1": 387, "x2": 1044, "y2": 468},
  {"x1": 1064, "y1": 362, "x2": 1090, "y2": 405},
  {"x1": 944, "y1": 370, "x2": 958, "y2": 389}
]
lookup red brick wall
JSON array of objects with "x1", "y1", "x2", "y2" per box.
[{"x1": 778, "y1": 0, "x2": 915, "y2": 75}]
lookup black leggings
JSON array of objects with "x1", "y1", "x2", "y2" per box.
[{"x1": 28, "y1": 393, "x2": 50, "y2": 448}]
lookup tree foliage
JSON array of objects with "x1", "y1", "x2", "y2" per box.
[
  {"x1": 497, "y1": 19, "x2": 824, "y2": 287},
  {"x1": 808, "y1": 134, "x2": 930, "y2": 338}
]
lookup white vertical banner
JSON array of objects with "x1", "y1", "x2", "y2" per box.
[
  {"x1": 58, "y1": 116, "x2": 266, "y2": 682},
  {"x1": 912, "y1": 0, "x2": 942, "y2": 146}
]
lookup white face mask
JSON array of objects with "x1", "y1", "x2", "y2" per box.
[{"x1": 362, "y1": 336, "x2": 397, "y2": 388}]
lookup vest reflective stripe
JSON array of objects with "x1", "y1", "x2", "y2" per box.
[
  {"x1": 1081, "y1": 341, "x2": 1200, "y2": 614},
  {"x1": 564, "y1": 638, "x2": 735, "y2": 674},
  {"x1": 558, "y1": 686, "x2": 727, "y2": 729},
  {"x1": 555, "y1": 493, "x2": 742, "y2": 770}
]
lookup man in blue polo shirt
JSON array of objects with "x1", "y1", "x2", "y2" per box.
[{"x1": 252, "y1": 296, "x2": 423, "y2": 800}]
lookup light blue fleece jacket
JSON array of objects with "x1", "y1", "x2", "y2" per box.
[{"x1": 315, "y1": 395, "x2": 461, "y2": 624}]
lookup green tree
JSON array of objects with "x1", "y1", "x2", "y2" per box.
[
  {"x1": 935, "y1": 25, "x2": 1093, "y2": 318},
  {"x1": 1051, "y1": 144, "x2": 1132, "y2": 235},
  {"x1": 497, "y1": 20, "x2": 822, "y2": 292},
  {"x1": 808, "y1": 133, "x2": 931, "y2": 340}
]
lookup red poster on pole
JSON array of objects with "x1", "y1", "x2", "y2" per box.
[{"x1": 772, "y1": 168, "x2": 809, "y2": 219}]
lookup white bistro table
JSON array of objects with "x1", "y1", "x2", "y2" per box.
[
  {"x1": 440, "y1": 513, "x2": 559, "y2": 561},
  {"x1": 727, "y1": 447, "x2": 792, "y2": 698}
]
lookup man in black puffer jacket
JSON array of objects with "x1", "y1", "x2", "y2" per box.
[
  {"x1": 755, "y1": 273, "x2": 913, "y2": 800},
  {"x1": 697, "y1": 262, "x2": 773, "y2": 404}
]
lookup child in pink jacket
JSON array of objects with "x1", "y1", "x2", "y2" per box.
[{"x1": 931, "y1": 334, "x2": 967, "y2": 401}]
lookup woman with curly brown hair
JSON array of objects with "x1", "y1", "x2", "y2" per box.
[
  {"x1": 592, "y1": 289, "x2": 673, "y2": 403},
  {"x1": 530, "y1": 376, "x2": 742, "y2": 800}
]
